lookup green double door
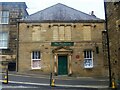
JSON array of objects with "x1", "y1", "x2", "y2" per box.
[{"x1": 58, "y1": 55, "x2": 68, "y2": 75}]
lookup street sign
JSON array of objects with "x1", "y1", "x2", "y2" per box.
[{"x1": 51, "y1": 42, "x2": 74, "y2": 46}]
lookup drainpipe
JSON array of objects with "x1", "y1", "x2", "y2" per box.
[
  {"x1": 104, "y1": 0, "x2": 112, "y2": 87},
  {"x1": 16, "y1": 21, "x2": 19, "y2": 72}
]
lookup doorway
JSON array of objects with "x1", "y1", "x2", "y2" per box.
[{"x1": 58, "y1": 55, "x2": 68, "y2": 75}]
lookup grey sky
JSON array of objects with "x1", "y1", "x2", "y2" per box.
[{"x1": 0, "y1": 0, "x2": 105, "y2": 19}]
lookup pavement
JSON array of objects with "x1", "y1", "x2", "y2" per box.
[
  {"x1": 1, "y1": 71, "x2": 120, "y2": 90},
  {"x1": 8, "y1": 71, "x2": 108, "y2": 80}
]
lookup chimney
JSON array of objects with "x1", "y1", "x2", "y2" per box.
[
  {"x1": 91, "y1": 11, "x2": 96, "y2": 17},
  {"x1": 91, "y1": 11, "x2": 94, "y2": 15}
]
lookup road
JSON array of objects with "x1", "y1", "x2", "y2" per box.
[{"x1": 0, "y1": 72, "x2": 110, "y2": 90}]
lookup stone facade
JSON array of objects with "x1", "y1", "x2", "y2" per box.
[
  {"x1": 105, "y1": 2, "x2": 120, "y2": 82},
  {"x1": 18, "y1": 21, "x2": 105, "y2": 77},
  {"x1": 17, "y1": 3, "x2": 106, "y2": 77},
  {"x1": 0, "y1": 2, "x2": 28, "y2": 71}
]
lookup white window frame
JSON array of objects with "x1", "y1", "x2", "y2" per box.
[
  {"x1": 31, "y1": 51, "x2": 41, "y2": 69},
  {"x1": 84, "y1": 50, "x2": 93, "y2": 68},
  {"x1": 0, "y1": 32, "x2": 9, "y2": 49},
  {"x1": 0, "y1": 11, "x2": 9, "y2": 24}
]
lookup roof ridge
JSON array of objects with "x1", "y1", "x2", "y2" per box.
[
  {"x1": 28, "y1": 3, "x2": 61, "y2": 17},
  {"x1": 56, "y1": 3, "x2": 99, "y2": 19},
  {"x1": 29, "y1": 3, "x2": 99, "y2": 19}
]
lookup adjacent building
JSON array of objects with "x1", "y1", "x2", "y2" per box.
[
  {"x1": 0, "y1": 2, "x2": 28, "y2": 71},
  {"x1": 18, "y1": 3, "x2": 105, "y2": 77},
  {"x1": 105, "y1": 1, "x2": 120, "y2": 84}
]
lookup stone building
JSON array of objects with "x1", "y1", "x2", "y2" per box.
[
  {"x1": 18, "y1": 3, "x2": 105, "y2": 76},
  {"x1": 105, "y1": 1, "x2": 120, "y2": 83},
  {"x1": 0, "y1": 2, "x2": 28, "y2": 71}
]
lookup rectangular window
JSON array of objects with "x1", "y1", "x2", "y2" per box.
[
  {"x1": 0, "y1": 11, "x2": 9, "y2": 24},
  {"x1": 0, "y1": 32, "x2": 9, "y2": 49},
  {"x1": 84, "y1": 50, "x2": 93, "y2": 68},
  {"x1": 31, "y1": 51, "x2": 41, "y2": 69}
]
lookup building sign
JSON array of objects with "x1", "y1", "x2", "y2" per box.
[{"x1": 51, "y1": 42, "x2": 74, "y2": 46}]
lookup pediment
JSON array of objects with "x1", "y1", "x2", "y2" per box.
[
  {"x1": 52, "y1": 46, "x2": 73, "y2": 53},
  {"x1": 57, "y1": 48, "x2": 70, "y2": 52}
]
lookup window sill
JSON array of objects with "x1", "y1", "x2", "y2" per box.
[
  {"x1": 0, "y1": 47, "x2": 8, "y2": 49},
  {"x1": 84, "y1": 66, "x2": 93, "y2": 69},
  {"x1": 31, "y1": 68, "x2": 41, "y2": 70},
  {"x1": 0, "y1": 23, "x2": 9, "y2": 25}
]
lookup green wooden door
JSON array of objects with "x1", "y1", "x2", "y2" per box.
[{"x1": 58, "y1": 56, "x2": 68, "y2": 75}]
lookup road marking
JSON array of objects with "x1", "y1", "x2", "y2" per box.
[
  {"x1": 0, "y1": 80, "x2": 38, "y2": 88},
  {"x1": 56, "y1": 84, "x2": 109, "y2": 88},
  {"x1": 0, "y1": 80, "x2": 109, "y2": 89},
  {"x1": 2, "y1": 86, "x2": 38, "y2": 88}
]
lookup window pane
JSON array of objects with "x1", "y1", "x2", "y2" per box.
[
  {"x1": 32, "y1": 51, "x2": 34, "y2": 59},
  {"x1": 0, "y1": 11, "x2": 9, "y2": 24},
  {"x1": 89, "y1": 51, "x2": 92, "y2": 58},
  {"x1": 0, "y1": 40, "x2": 7, "y2": 47},
  {"x1": 84, "y1": 51, "x2": 86, "y2": 58},
  {"x1": 1, "y1": 18, "x2": 9, "y2": 24},
  {"x1": 32, "y1": 51, "x2": 40, "y2": 59},
  {"x1": 2, "y1": 11, "x2": 9, "y2": 17},
  {"x1": 84, "y1": 50, "x2": 92, "y2": 58},
  {"x1": 32, "y1": 60, "x2": 40, "y2": 68},
  {"x1": 34, "y1": 51, "x2": 36, "y2": 59},
  {"x1": 84, "y1": 59, "x2": 92, "y2": 67},
  {"x1": 84, "y1": 50, "x2": 93, "y2": 68},
  {"x1": 0, "y1": 32, "x2": 8, "y2": 48},
  {"x1": 37, "y1": 51, "x2": 40, "y2": 59},
  {"x1": 86, "y1": 51, "x2": 89, "y2": 58},
  {"x1": 0, "y1": 41, "x2": 3, "y2": 47},
  {"x1": 4, "y1": 41, "x2": 8, "y2": 47}
]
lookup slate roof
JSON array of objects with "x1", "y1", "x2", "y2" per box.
[
  {"x1": 23, "y1": 3, "x2": 103, "y2": 22},
  {"x1": 0, "y1": 2, "x2": 27, "y2": 9},
  {"x1": 0, "y1": 2, "x2": 28, "y2": 17}
]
